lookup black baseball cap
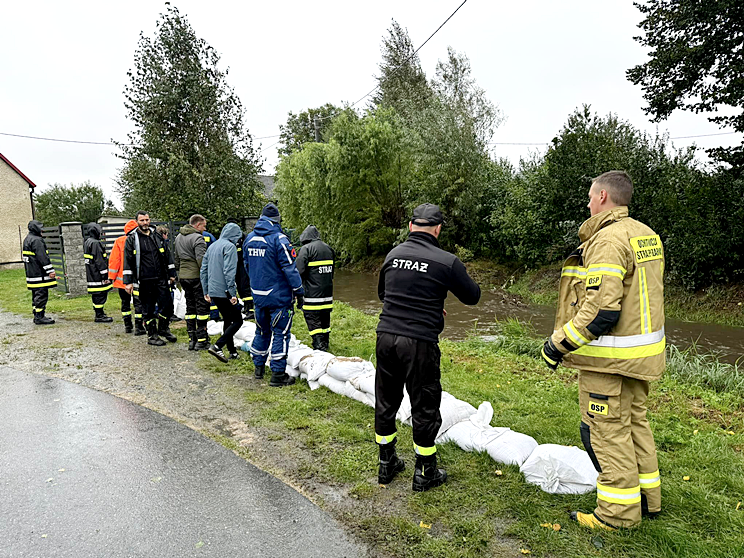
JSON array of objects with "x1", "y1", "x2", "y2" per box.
[{"x1": 411, "y1": 203, "x2": 444, "y2": 226}]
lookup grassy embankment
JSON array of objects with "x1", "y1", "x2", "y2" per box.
[{"x1": 2, "y1": 267, "x2": 744, "y2": 557}]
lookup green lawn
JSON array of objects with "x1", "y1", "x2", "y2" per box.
[{"x1": 2, "y1": 267, "x2": 743, "y2": 557}]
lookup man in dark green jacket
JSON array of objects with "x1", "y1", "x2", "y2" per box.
[{"x1": 174, "y1": 214, "x2": 210, "y2": 350}]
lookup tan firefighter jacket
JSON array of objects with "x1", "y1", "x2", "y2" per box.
[{"x1": 550, "y1": 206, "x2": 665, "y2": 381}]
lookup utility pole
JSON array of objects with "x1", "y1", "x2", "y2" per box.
[{"x1": 313, "y1": 116, "x2": 321, "y2": 142}]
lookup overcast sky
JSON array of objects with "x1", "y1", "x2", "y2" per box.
[{"x1": 2, "y1": 0, "x2": 741, "y2": 206}]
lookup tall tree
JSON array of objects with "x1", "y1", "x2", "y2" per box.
[
  {"x1": 277, "y1": 103, "x2": 341, "y2": 157},
  {"x1": 117, "y1": 4, "x2": 263, "y2": 224},
  {"x1": 371, "y1": 20, "x2": 433, "y2": 122},
  {"x1": 627, "y1": 0, "x2": 744, "y2": 169},
  {"x1": 35, "y1": 182, "x2": 118, "y2": 226}
]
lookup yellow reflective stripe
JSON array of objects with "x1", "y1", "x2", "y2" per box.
[
  {"x1": 303, "y1": 304, "x2": 333, "y2": 310},
  {"x1": 22, "y1": 250, "x2": 35, "y2": 256},
  {"x1": 159, "y1": 247, "x2": 165, "y2": 253},
  {"x1": 28, "y1": 281, "x2": 57, "y2": 288},
  {"x1": 197, "y1": 315, "x2": 210, "y2": 320},
  {"x1": 121, "y1": 311, "x2": 132, "y2": 316},
  {"x1": 197, "y1": 338, "x2": 207, "y2": 342},
  {"x1": 308, "y1": 260, "x2": 334, "y2": 267},
  {"x1": 308, "y1": 328, "x2": 324, "y2": 336},
  {"x1": 597, "y1": 482, "x2": 641, "y2": 504},
  {"x1": 93, "y1": 303, "x2": 105, "y2": 309},
  {"x1": 587, "y1": 263, "x2": 626, "y2": 280},
  {"x1": 210, "y1": 305, "x2": 217, "y2": 311},
  {"x1": 639, "y1": 471, "x2": 661, "y2": 488},
  {"x1": 639, "y1": 267, "x2": 652, "y2": 334},
  {"x1": 414, "y1": 444, "x2": 437, "y2": 456},
  {"x1": 241, "y1": 297, "x2": 253, "y2": 301},
  {"x1": 376, "y1": 432, "x2": 397, "y2": 444},
  {"x1": 574, "y1": 337, "x2": 666, "y2": 359},
  {"x1": 561, "y1": 266, "x2": 586, "y2": 278},
  {"x1": 564, "y1": 320, "x2": 590, "y2": 347},
  {"x1": 322, "y1": 328, "x2": 331, "y2": 333},
  {"x1": 134, "y1": 314, "x2": 143, "y2": 318},
  {"x1": 184, "y1": 314, "x2": 197, "y2": 320},
  {"x1": 34, "y1": 307, "x2": 44, "y2": 313},
  {"x1": 84, "y1": 254, "x2": 93, "y2": 259},
  {"x1": 541, "y1": 347, "x2": 557, "y2": 366},
  {"x1": 133, "y1": 290, "x2": 140, "y2": 296},
  {"x1": 87, "y1": 285, "x2": 113, "y2": 292}
]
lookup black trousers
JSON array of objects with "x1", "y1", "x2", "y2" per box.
[
  {"x1": 91, "y1": 289, "x2": 110, "y2": 309},
  {"x1": 180, "y1": 278, "x2": 210, "y2": 321},
  {"x1": 375, "y1": 332, "x2": 442, "y2": 450},
  {"x1": 138, "y1": 279, "x2": 173, "y2": 325},
  {"x1": 31, "y1": 287, "x2": 49, "y2": 313},
  {"x1": 213, "y1": 297, "x2": 243, "y2": 352},
  {"x1": 303, "y1": 309, "x2": 331, "y2": 335},
  {"x1": 117, "y1": 287, "x2": 142, "y2": 318}
]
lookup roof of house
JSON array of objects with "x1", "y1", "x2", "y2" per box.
[{"x1": 0, "y1": 152, "x2": 37, "y2": 189}]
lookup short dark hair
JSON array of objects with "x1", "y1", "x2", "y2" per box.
[
  {"x1": 189, "y1": 214, "x2": 206, "y2": 226},
  {"x1": 135, "y1": 211, "x2": 149, "y2": 219},
  {"x1": 592, "y1": 171, "x2": 633, "y2": 206}
]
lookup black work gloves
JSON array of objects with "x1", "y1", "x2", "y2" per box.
[
  {"x1": 295, "y1": 295, "x2": 304, "y2": 310},
  {"x1": 541, "y1": 338, "x2": 563, "y2": 370}
]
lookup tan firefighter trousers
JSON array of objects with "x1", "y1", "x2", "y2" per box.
[{"x1": 579, "y1": 370, "x2": 661, "y2": 528}]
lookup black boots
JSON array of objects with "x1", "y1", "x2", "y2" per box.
[
  {"x1": 157, "y1": 317, "x2": 177, "y2": 343},
  {"x1": 378, "y1": 440, "x2": 406, "y2": 485},
  {"x1": 412, "y1": 454, "x2": 447, "y2": 492},
  {"x1": 194, "y1": 319, "x2": 209, "y2": 350},
  {"x1": 94, "y1": 308, "x2": 113, "y2": 323},
  {"x1": 134, "y1": 318, "x2": 147, "y2": 336},
  {"x1": 33, "y1": 310, "x2": 55, "y2": 325},
  {"x1": 123, "y1": 315, "x2": 134, "y2": 333},
  {"x1": 146, "y1": 320, "x2": 165, "y2": 346},
  {"x1": 269, "y1": 369, "x2": 296, "y2": 387},
  {"x1": 254, "y1": 364, "x2": 265, "y2": 380},
  {"x1": 186, "y1": 319, "x2": 196, "y2": 350},
  {"x1": 311, "y1": 333, "x2": 330, "y2": 352}
]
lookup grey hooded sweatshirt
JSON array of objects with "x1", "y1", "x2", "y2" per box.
[{"x1": 200, "y1": 222, "x2": 242, "y2": 298}]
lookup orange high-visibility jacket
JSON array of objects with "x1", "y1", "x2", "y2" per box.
[{"x1": 108, "y1": 220, "x2": 137, "y2": 289}]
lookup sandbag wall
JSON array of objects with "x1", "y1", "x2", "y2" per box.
[{"x1": 205, "y1": 320, "x2": 598, "y2": 495}]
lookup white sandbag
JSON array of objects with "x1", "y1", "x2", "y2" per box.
[
  {"x1": 207, "y1": 320, "x2": 222, "y2": 335},
  {"x1": 287, "y1": 367, "x2": 301, "y2": 378},
  {"x1": 520, "y1": 444, "x2": 598, "y2": 495},
  {"x1": 299, "y1": 351, "x2": 336, "y2": 381},
  {"x1": 326, "y1": 357, "x2": 375, "y2": 382},
  {"x1": 233, "y1": 321, "x2": 256, "y2": 342},
  {"x1": 287, "y1": 347, "x2": 314, "y2": 369},
  {"x1": 173, "y1": 288, "x2": 187, "y2": 319},
  {"x1": 318, "y1": 375, "x2": 375, "y2": 407},
  {"x1": 307, "y1": 378, "x2": 320, "y2": 390},
  {"x1": 484, "y1": 430, "x2": 538, "y2": 466},
  {"x1": 349, "y1": 370, "x2": 376, "y2": 396},
  {"x1": 438, "y1": 392, "x2": 477, "y2": 436}
]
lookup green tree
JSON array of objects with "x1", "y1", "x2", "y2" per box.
[
  {"x1": 627, "y1": 0, "x2": 744, "y2": 169},
  {"x1": 35, "y1": 182, "x2": 118, "y2": 226},
  {"x1": 116, "y1": 5, "x2": 263, "y2": 225},
  {"x1": 278, "y1": 103, "x2": 341, "y2": 157}
]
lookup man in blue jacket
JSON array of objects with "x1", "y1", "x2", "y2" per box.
[
  {"x1": 200, "y1": 222, "x2": 244, "y2": 363},
  {"x1": 243, "y1": 203, "x2": 304, "y2": 387}
]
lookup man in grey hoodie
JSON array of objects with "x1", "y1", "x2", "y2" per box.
[
  {"x1": 200, "y1": 222, "x2": 244, "y2": 363},
  {"x1": 174, "y1": 214, "x2": 210, "y2": 350}
]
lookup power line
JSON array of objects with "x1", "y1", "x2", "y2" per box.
[
  {"x1": 0, "y1": 131, "x2": 123, "y2": 146},
  {"x1": 670, "y1": 131, "x2": 737, "y2": 140}
]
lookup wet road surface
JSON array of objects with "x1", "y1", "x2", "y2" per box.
[{"x1": 0, "y1": 366, "x2": 364, "y2": 558}]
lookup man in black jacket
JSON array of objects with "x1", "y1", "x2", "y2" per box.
[
  {"x1": 123, "y1": 211, "x2": 177, "y2": 346},
  {"x1": 227, "y1": 217, "x2": 253, "y2": 320},
  {"x1": 296, "y1": 225, "x2": 335, "y2": 351},
  {"x1": 375, "y1": 204, "x2": 481, "y2": 492},
  {"x1": 22, "y1": 220, "x2": 57, "y2": 325},
  {"x1": 84, "y1": 223, "x2": 113, "y2": 323}
]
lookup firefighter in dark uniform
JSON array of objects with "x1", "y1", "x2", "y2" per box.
[
  {"x1": 84, "y1": 223, "x2": 113, "y2": 322},
  {"x1": 375, "y1": 204, "x2": 481, "y2": 491},
  {"x1": 296, "y1": 225, "x2": 335, "y2": 351},
  {"x1": 22, "y1": 220, "x2": 57, "y2": 324},
  {"x1": 227, "y1": 217, "x2": 253, "y2": 319},
  {"x1": 122, "y1": 211, "x2": 178, "y2": 346}
]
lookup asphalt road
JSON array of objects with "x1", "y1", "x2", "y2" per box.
[{"x1": 0, "y1": 366, "x2": 365, "y2": 558}]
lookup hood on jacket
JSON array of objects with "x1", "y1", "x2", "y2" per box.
[
  {"x1": 220, "y1": 222, "x2": 243, "y2": 246},
  {"x1": 300, "y1": 225, "x2": 320, "y2": 245},
  {"x1": 87, "y1": 223, "x2": 102, "y2": 240},
  {"x1": 28, "y1": 220, "x2": 43, "y2": 235},
  {"x1": 124, "y1": 220, "x2": 138, "y2": 234},
  {"x1": 252, "y1": 215, "x2": 281, "y2": 237},
  {"x1": 180, "y1": 223, "x2": 200, "y2": 235}
]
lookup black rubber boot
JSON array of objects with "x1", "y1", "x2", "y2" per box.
[
  {"x1": 254, "y1": 364, "x2": 265, "y2": 380},
  {"x1": 311, "y1": 334, "x2": 321, "y2": 350},
  {"x1": 146, "y1": 320, "x2": 165, "y2": 346},
  {"x1": 412, "y1": 454, "x2": 447, "y2": 492},
  {"x1": 157, "y1": 317, "x2": 177, "y2": 343},
  {"x1": 186, "y1": 319, "x2": 196, "y2": 350},
  {"x1": 94, "y1": 308, "x2": 113, "y2": 323},
  {"x1": 319, "y1": 332, "x2": 330, "y2": 352},
  {"x1": 34, "y1": 310, "x2": 55, "y2": 325},
  {"x1": 269, "y1": 369, "x2": 296, "y2": 387},
  {"x1": 134, "y1": 318, "x2": 147, "y2": 336},
  {"x1": 123, "y1": 315, "x2": 133, "y2": 333},
  {"x1": 194, "y1": 320, "x2": 209, "y2": 350},
  {"x1": 378, "y1": 439, "x2": 405, "y2": 485}
]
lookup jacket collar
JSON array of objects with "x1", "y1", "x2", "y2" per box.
[
  {"x1": 407, "y1": 231, "x2": 440, "y2": 248},
  {"x1": 578, "y1": 206, "x2": 628, "y2": 242}
]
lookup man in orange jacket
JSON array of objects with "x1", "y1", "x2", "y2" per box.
[{"x1": 108, "y1": 220, "x2": 145, "y2": 334}]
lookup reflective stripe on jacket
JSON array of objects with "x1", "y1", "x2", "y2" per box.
[
  {"x1": 84, "y1": 223, "x2": 112, "y2": 293},
  {"x1": 550, "y1": 207, "x2": 665, "y2": 381},
  {"x1": 296, "y1": 226, "x2": 335, "y2": 311},
  {"x1": 23, "y1": 220, "x2": 57, "y2": 290}
]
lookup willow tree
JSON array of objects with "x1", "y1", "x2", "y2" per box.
[{"x1": 117, "y1": 5, "x2": 263, "y2": 224}]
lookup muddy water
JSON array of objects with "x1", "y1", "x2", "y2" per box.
[{"x1": 333, "y1": 270, "x2": 744, "y2": 364}]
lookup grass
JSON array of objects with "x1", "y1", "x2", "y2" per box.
[
  {"x1": 2, "y1": 267, "x2": 744, "y2": 557},
  {"x1": 0, "y1": 268, "x2": 93, "y2": 320}
]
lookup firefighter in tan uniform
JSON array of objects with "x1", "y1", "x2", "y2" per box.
[{"x1": 542, "y1": 171, "x2": 664, "y2": 530}]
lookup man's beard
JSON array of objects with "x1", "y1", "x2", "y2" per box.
[{"x1": 138, "y1": 224, "x2": 149, "y2": 233}]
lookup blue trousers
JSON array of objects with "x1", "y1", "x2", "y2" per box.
[{"x1": 251, "y1": 306, "x2": 294, "y2": 374}]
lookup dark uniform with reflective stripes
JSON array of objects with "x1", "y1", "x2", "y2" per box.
[
  {"x1": 174, "y1": 223, "x2": 210, "y2": 349},
  {"x1": 296, "y1": 225, "x2": 334, "y2": 351},
  {"x1": 375, "y1": 205, "x2": 480, "y2": 489},
  {"x1": 84, "y1": 223, "x2": 112, "y2": 320},
  {"x1": 235, "y1": 231, "x2": 253, "y2": 318},
  {"x1": 22, "y1": 220, "x2": 57, "y2": 323}
]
